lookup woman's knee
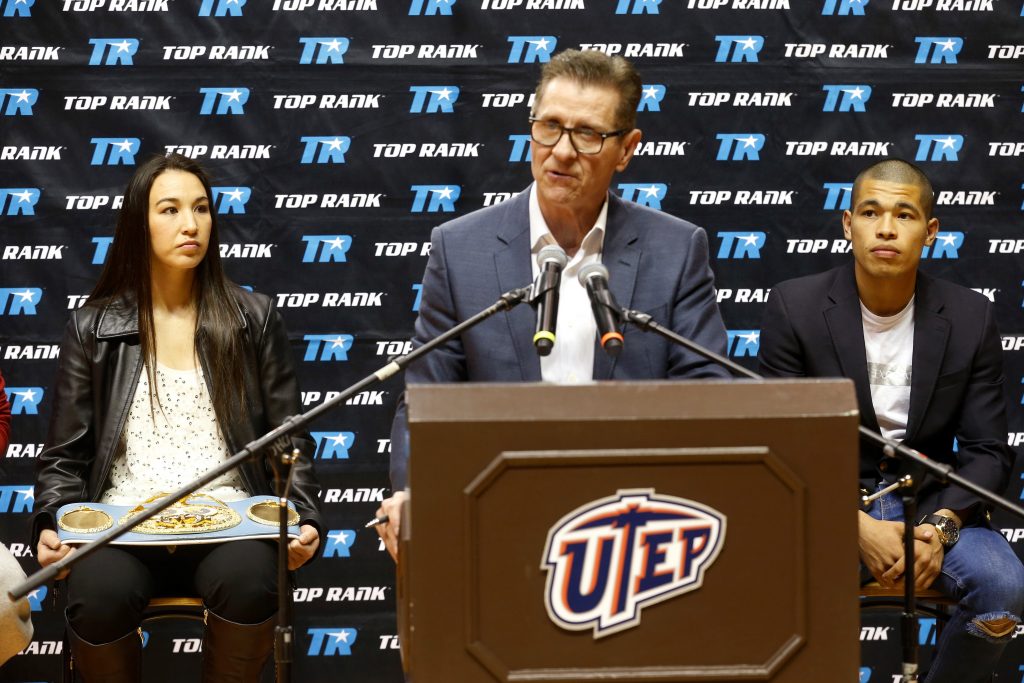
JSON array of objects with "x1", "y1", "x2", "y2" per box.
[{"x1": 195, "y1": 541, "x2": 277, "y2": 623}]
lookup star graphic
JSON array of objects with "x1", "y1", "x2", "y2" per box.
[
  {"x1": 223, "y1": 188, "x2": 244, "y2": 202},
  {"x1": 741, "y1": 234, "x2": 761, "y2": 246},
  {"x1": 842, "y1": 86, "x2": 865, "y2": 100},
  {"x1": 640, "y1": 185, "x2": 661, "y2": 198},
  {"x1": 322, "y1": 39, "x2": 344, "y2": 52},
  {"x1": 738, "y1": 37, "x2": 758, "y2": 51},
  {"x1": 15, "y1": 90, "x2": 32, "y2": 102},
  {"x1": 938, "y1": 39, "x2": 957, "y2": 52},
  {"x1": 433, "y1": 186, "x2": 454, "y2": 200},
  {"x1": 325, "y1": 138, "x2": 345, "y2": 151},
  {"x1": 328, "y1": 336, "x2": 349, "y2": 349},
  {"x1": 331, "y1": 630, "x2": 351, "y2": 644},
  {"x1": 116, "y1": 139, "x2": 134, "y2": 152},
  {"x1": 740, "y1": 331, "x2": 760, "y2": 345},
  {"x1": 642, "y1": 85, "x2": 660, "y2": 100},
  {"x1": 326, "y1": 237, "x2": 347, "y2": 251},
  {"x1": 938, "y1": 233, "x2": 957, "y2": 246},
  {"x1": 13, "y1": 190, "x2": 34, "y2": 203},
  {"x1": 328, "y1": 433, "x2": 350, "y2": 447},
  {"x1": 739, "y1": 135, "x2": 760, "y2": 148},
  {"x1": 937, "y1": 136, "x2": 958, "y2": 149},
  {"x1": 18, "y1": 389, "x2": 37, "y2": 404},
  {"x1": 28, "y1": 589, "x2": 41, "y2": 602},
  {"x1": 431, "y1": 87, "x2": 454, "y2": 101},
  {"x1": 15, "y1": 289, "x2": 37, "y2": 303},
  {"x1": 113, "y1": 40, "x2": 133, "y2": 53},
  {"x1": 530, "y1": 38, "x2": 550, "y2": 52},
  {"x1": 224, "y1": 89, "x2": 244, "y2": 102},
  {"x1": 18, "y1": 487, "x2": 34, "y2": 501},
  {"x1": 328, "y1": 530, "x2": 350, "y2": 546}
]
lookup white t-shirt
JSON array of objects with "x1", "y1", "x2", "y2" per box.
[
  {"x1": 99, "y1": 363, "x2": 249, "y2": 506},
  {"x1": 861, "y1": 297, "x2": 915, "y2": 442}
]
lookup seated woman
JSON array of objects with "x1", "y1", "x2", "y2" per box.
[{"x1": 32, "y1": 153, "x2": 322, "y2": 682}]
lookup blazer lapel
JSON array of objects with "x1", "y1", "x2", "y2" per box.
[
  {"x1": 593, "y1": 195, "x2": 640, "y2": 380},
  {"x1": 906, "y1": 274, "x2": 949, "y2": 440},
  {"x1": 822, "y1": 265, "x2": 880, "y2": 433},
  {"x1": 494, "y1": 192, "x2": 541, "y2": 382}
]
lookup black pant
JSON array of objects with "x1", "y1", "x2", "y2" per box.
[{"x1": 66, "y1": 540, "x2": 277, "y2": 643}]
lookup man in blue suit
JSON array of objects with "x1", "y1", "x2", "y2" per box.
[{"x1": 376, "y1": 50, "x2": 729, "y2": 558}]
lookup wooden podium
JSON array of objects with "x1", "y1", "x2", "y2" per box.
[{"x1": 399, "y1": 379, "x2": 860, "y2": 682}]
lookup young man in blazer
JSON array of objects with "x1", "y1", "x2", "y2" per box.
[{"x1": 759, "y1": 158, "x2": 1023, "y2": 682}]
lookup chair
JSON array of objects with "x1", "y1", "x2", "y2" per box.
[{"x1": 62, "y1": 597, "x2": 206, "y2": 682}]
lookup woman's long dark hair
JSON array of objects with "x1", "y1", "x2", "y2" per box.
[{"x1": 90, "y1": 152, "x2": 249, "y2": 427}]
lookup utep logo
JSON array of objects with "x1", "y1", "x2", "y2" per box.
[
  {"x1": 211, "y1": 187, "x2": 251, "y2": 214},
  {"x1": 92, "y1": 236, "x2": 113, "y2": 265},
  {"x1": 914, "y1": 134, "x2": 963, "y2": 162},
  {"x1": 307, "y1": 628, "x2": 357, "y2": 656},
  {"x1": 823, "y1": 182, "x2": 853, "y2": 210},
  {"x1": 822, "y1": 85, "x2": 871, "y2": 112},
  {"x1": 300, "y1": 136, "x2": 350, "y2": 164},
  {"x1": 0, "y1": 486, "x2": 34, "y2": 513},
  {"x1": 198, "y1": 87, "x2": 249, "y2": 115},
  {"x1": 638, "y1": 84, "x2": 665, "y2": 112},
  {"x1": 409, "y1": 0, "x2": 454, "y2": 14},
  {"x1": 0, "y1": 188, "x2": 40, "y2": 215},
  {"x1": 324, "y1": 530, "x2": 356, "y2": 558},
  {"x1": 914, "y1": 37, "x2": 962, "y2": 64},
  {"x1": 508, "y1": 134, "x2": 532, "y2": 162},
  {"x1": 299, "y1": 38, "x2": 349, "y2": 65},
  {"x1": 90, "y1": 138, "x2": 140, "y2": 166},
  {"x1": 304, "y1": 334, "x2": 354, "y2": 361},
  {"x1": 27, "y1": 586, "x2": 47, "y2": 612},
  {"x1": 714, "y1": 36, "x2": 763, "y2": 63},
  {"x1": 302, "y1": 235, "x2": 352, "y2": 263},
  {"x1": 717, "y1": 231, "x2": 765, "y2": 259},
  {"x1": 541, "y1": 490, "x2": 726, "y2": 637},
  {"x1": 410, "y1": 185, "x2": 460, "y2": 212},
  {"x1": 312, "y1": 431, "x2": 355, "y2": 459},
  {"x1": 2, "y1": 0, "x2": 35, "y2": 17},
  {"x1": 0, "y1": 288, "x2": 41, "y2": 315},
  {"x1": 0, "y1": 88, "x2": 38, "y2": 115},
  {"x1": 716, "y1": 133, "x2": 765, "y2": 161},
  {"x1": 6, "y1": 387, "x2": 43, "y2": 414},
  {"x1": 508, "y1": 36, "x2": 556, "y2": 64},
  {"x1": 199, "y1": 0, "x2": 246, "y2": 16},
  {"x1": 822, "y1": 0, "x2": 867, "y2": 14},
  {"x1": 616, "y1": 0, "x2": 660, "y2": 13},
  {"x1": 409, "y1": 85, "x2": 459, "y2": 113},
  {"x1": 727, "y1": 330, "x2": 760, "y2": 357},
  {"x1": 88, "y1": 38, "x2": 139, "y2": 66},
  {"x1": 922, "y1": 231, "x2": 963, "y2": 259},
  {"x1": 618, "y1": 183, "x2": 667, "y2": 210}
]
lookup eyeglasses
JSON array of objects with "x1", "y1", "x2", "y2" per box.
[{"x1": 528, "y1": 117, "x2": 629, "y2": 155}]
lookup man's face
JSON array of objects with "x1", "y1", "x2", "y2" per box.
[
  {"x1": 530, "y1": 77, "x2": 640, "y2": 215},
  {"x1": 843, "y1": 178, "x2": 938, "y2": 283}
]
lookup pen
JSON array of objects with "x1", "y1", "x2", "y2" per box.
[{"x1": 364, "y1": 514, "x2": 389, "y2": 528}]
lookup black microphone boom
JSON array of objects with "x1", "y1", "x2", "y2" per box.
[
  {"x1": 532, "y1": 244, "x2": 568, "y2": 356},
  {"x1": 578, "y1": 262, "x2": 623, "y2": 357}
]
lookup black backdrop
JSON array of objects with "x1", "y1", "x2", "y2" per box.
[{"x1": 1, "y1": 1, "x2": 1023, "y2": 681}]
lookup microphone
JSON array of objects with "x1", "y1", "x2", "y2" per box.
[
  {"x1": 532, "y1": 245, "x2": 568, "y2": 356},
  {"x1": 578, "y1": 263, "x2": 623, "y2": 356}
]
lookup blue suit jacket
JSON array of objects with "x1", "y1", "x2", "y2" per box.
[
  {"x1": 390, "y1": 188, "x2": 730, "y2": 489},
  {"x1": 759, "y1": 263, "x2": 1013, "y2": 517}
]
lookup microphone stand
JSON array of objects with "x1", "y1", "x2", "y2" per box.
[
  {"x1": 618, "y1": 305, "x2": 1024, "y2": 682},
  {"x1": 10, "y1": 283, "x2": 534, "y2": 682}
]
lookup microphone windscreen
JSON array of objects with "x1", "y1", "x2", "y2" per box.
[
  {"x1": 537, "y1": 244, "x2": 568, "y2": 269},
  {"x1": 0, "y1": 543, "x2": 33, "y2": 665},
  {"x1": 577, "y1": 262, "x2": 608, "y2": 286}
]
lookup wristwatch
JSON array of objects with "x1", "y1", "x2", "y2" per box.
[{"x1": 917, "y1": 513, "x2": 960, "y2": 548}]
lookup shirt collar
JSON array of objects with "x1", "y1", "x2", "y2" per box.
[{"x1": 528, "y1": 182, "x2": 608, "y2": 261}]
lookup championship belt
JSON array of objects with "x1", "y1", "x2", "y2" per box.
[{"x1": 56, "y1": 493, "x2": 301, "y2": 546}]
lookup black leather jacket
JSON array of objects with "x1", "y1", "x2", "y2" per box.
[{"x1": 32, "y1": 288, "x2": 323, "y2": 549}]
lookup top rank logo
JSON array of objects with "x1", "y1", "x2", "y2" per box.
[
  {"x1": 822, "y1": 0, "x2": 866, "y2": 13},
  {"x1": 409, "y1": 85, "x2": 459, "y2": 113},
  {"x1": 409, "y1": 0, "x2": 453, "y2": 13},
  {"x1": 541, "y1": 489, "x2": 726, "y2": 638},
  {"x1": 915, "y1": 37, "x2": 962, "y2": 64},
  {"x1": 2, "y1": 0, "x2": 34, "y2": 16},
  {"x1": 90, "y1": 137, "x2": 140, "y2": 165},
  {"x1": 618, "y1": 183, "x2": 667, "y2": 209},
  {"x1": 716, "y1": 133, "x2": 765, "y2": 160},
  {"x1": 823, "y1": 182, "x2": 853, "y2": 209},
  {"x1": 914, "y1": 134, "x2": 962, "y2": 161},
  {"x1": 616, "y1": 0, "x2": 660, "y2": 12},
  {"x1": 199, "y1": 0, "x2": 245, "y2": 15},
  {"x1": 638, "y1": 84, "x2": 665, "y2": 112},
  {"x1": 88, "y1": 38, "x2": 138, "y2": 66},
  {"x1": 199, "y1": 87, "x2": 248, "y2": 114},
  {"x1": 300, "y1": 136, "x2": 350, "y2": 163},
  {"x1": 715, "y1": 35, "x2": 763, "y2": 62},
  {"x1": 822, "y1": 84, "x2": 871, "y2": 112},
  {"x1": 0, "y1": 188, "x2": 40, "y2": 215},
  {"x1": 211, "y1": 187, "x2": 251, "y2": 213},
  {"x1": 410, "y1": 185, "x2": 460, "y2": 212},
  {"x1": 508, "y1": 36, "x2": 556, "y2": 63},
  {"x1": 299, "y1": 37, "x2": 348, "y2": 64},
  {"x1": 0, "y1": 88, "x2": 37, "y2": 115}
]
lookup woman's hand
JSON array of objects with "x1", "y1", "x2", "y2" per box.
[
  {"x1": 287, "y1": 525, "x2": 320, "y2": 570},
  {"x1": 37, "y1": 529, "x2": 74, "y2": 580}
]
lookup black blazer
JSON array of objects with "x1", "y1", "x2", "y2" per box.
[{"x1": 759, "y1": 262, "x2": 1013, "y2": 517}]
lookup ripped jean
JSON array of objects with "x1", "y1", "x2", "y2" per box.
[{"x1": 864, "y1": 491, "x2": 1024, "y2": 683}]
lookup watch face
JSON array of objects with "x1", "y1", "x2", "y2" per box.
[{"x1": 935, "y1": 518, "x2": 958, "y2": 546}]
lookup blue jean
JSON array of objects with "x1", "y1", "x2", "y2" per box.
[{"x1": 864, "y1": 491, "x2": 1024, "y2": 683}]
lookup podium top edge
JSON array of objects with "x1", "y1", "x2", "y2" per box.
[{"x1": 407, "y1": 378, "x2": 859, "y2": 422}]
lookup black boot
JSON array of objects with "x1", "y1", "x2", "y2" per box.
[
  {"x1": 201, "y1": 610, "x2": 275, "y2": 683},
  {"x1": 66, "y1": 620, "x2": 142, "y2": 683}
]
